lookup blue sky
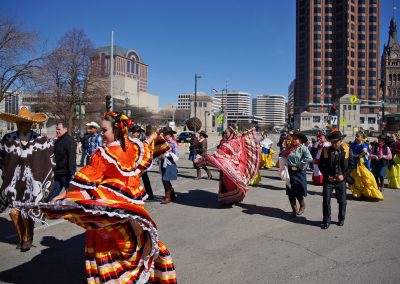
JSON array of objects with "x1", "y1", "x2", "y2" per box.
[{"x1": 1, "y1": 0, "x2": 397, "y2": 107}]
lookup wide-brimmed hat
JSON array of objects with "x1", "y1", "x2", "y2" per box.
[
  {"x1": 327, "y1": 130, "x2": 346, "y2": 142},
  {"x1": 129, "y1": 125, "x2": 145, "y2": 133},
  {"x1": 198, "y1": 130, "x2": 208, "y2": 138},
  {"x1": 162, "y1": 126, "x2": 176, "y2": 135},
  {"x1": 292, "y1": 132, "x2": 308, "y2": 144},
  {"x1": 86, "y1": 121, "x2": 100, "y2": 128},
  {"x1": 0, "y1": 108, "x2": 47, "y2": 124}
]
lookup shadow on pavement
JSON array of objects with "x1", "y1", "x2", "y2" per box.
[
  {"x1": 0, "y1": 234, "x2": 86, "y2": 284},
  {"x1": 0, "y1": 217, "x2": 18, "y2": 245},
  {"x1": 307, "y1": 189, "x2": 355, "y2": 200},
  {"x1": 173, "y1": 189, "x2": 227, "y2": 209},
  {"x1": 237, "y1": 203, "x2": 321, "y2": 227},
  {"x1": 260, "y1": 175, "x2": 282, "y2": 181},
  {"x1": 257, "y1": 183, "x2": 286, "y2": 191}
]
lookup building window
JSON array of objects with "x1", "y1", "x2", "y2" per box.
[
  {"x1": 368, "y1": 117, "x2": 376, "y2": 124},
  {"x1": 360, "y1": 117, "x2": 365, "y2": 124},
  {"x1": 314, "y1": 34, "x2": 322, "y2": 40},
  {"x1": 313, "y1": 116, "x2": 321, "y2": 123}
]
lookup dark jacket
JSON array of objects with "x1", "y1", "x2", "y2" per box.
[
  {"x1": 54, "y1": 133, "x2": 77, "y2": 177},
  {"x1": 318, "y1": 144, "x2": 355, "y2": 183}
]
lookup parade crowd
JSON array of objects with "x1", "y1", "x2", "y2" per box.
[{"x1": 0, "y1": 108, "x2": 398, "y2": 283}]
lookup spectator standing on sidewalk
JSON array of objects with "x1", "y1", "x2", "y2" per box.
[
  {"x1": 79, "y1": 130, "x2": 90, "y2": 166},
  {"x1": 48, "y1": 122, "x2": 76, "y2": 201},
  {"x1": 86, "y1": 121, "x2": 102, "y2": 164},
  {"x1": 129, "y1": 125, "x2": 155, "y2": 200}
]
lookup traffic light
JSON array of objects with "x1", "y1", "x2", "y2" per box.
[
  {"x1": 329, "y1": 105, "x2": 337, "y2": 116},
  {"x1": 105, "y1": 95, "x2": 113, "y2": 112}
]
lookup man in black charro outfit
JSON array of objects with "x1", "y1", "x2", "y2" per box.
[{"x1": 318, "y1": 129, "x2": 355, "y2": 229}]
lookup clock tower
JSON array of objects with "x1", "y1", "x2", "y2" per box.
[{"x1": 382, "y1": 17, "x2": 400, "y2": 113}]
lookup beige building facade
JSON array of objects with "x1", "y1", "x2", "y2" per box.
[{"x1": 91, "y1": 46, "x2": 159, "y2": 113}]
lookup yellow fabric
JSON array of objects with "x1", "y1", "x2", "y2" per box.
[
  {"x1": 260, "y1": 149, "x2": 276, "y2": 169},
  {"x1": 349, "y1": 158, "x2": 384, "y2": 200},
  {"x1": 387, "y1": 155, "x2": 400, "y2": 189},
  {"x1": 342, "y1": 142, "x2": 350, "y2": 159},
  {"x1": 248, "y1": 171, "x2": 261, "y2": 186}
]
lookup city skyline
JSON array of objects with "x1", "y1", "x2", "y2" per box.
[{"x1": 0, "y1": 0, "x2": 398, "y2": 107}]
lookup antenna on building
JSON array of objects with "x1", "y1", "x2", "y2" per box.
[{"x1": 394, "y1": 0, "x2": 397, "y2": 18}]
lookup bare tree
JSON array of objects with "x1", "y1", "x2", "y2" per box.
[
  {"x1": 0, "y1": 18, "x2": 42, "y2": 102},
  {"x1": 34, "y1": 29, "x2": 97, "y2": 133}
]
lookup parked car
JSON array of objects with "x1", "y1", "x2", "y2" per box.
[{"x1": 176, "y1": 131, "x2": 195, "y2": 143}]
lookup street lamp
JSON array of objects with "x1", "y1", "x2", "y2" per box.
[
  {"x1": 379, "y1": 79, "x2": 386, "y2": 134},
  {"x1": 194, "y1": 74, "x2": 202, "y2": 118}
]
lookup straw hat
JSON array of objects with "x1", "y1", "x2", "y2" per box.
[
  {"x1": 86, "y1": 121, "x2": 100, "y2": 128},
  {"x1": 0, "y1": 108, "x2": 47, "y2": 124}
]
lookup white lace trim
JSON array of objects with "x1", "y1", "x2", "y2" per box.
[
  {"x1": 98, "y1": 147, "x2": 141, "y2": 176},
  {"x1": 70, "y1": 180, "x2": 97, "y2": 189},
  {"x1": 128, "y1": 137, "x2": 145, "y2": 167}
]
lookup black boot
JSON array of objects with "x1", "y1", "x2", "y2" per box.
[{"x1": 289, "y1": 199, "x2": 298, "y2": 218}]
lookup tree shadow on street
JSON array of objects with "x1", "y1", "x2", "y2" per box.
[
  {"x1": 174, "y1": 189, "x2": 230, "y2": 209},
  {"x1": 0, "y1": 234, "x2": 86, "y2": 284},
  {"x1": 236, "y1": 203, "x2": 321, "y2": 227}
]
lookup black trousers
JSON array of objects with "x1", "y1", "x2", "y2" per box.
[
  {"x1": 323, "y1": 181, "x2": 347, "y2": 224},
  {"x1": 141, "y1": 171, "x2": 154, "y2": 197}
]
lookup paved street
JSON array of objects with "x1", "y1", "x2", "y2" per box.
[{"x1": 1, "y1": 135, "x2": 400, "y2": 283}]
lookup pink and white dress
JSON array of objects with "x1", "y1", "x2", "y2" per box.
[{"x1": 312, "y1": 141, "x2": 330, "y2": 185}]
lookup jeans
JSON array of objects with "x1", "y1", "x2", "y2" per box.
[
  {"x1": 322, "y1": 181, "x2": 347, "y2": 224},
  {"x1": 48, "y1": 175, "x2": 71, "y2": 201},
  {"x1": 80, "y1": 149, "x2": 87, "y2": 167}
]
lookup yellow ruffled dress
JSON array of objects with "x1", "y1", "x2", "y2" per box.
[
  {"x1": 260, "y1": 148, "x2": 276, "y2": 169},
  {"x1": 248, "y1": 171, "x2": 261, "y2": 186},
  {"x1": 349, "y1": 158, "x2": 384, "y2": 200},
  {"x1": 387, "y1": 155, "x2": 400, "y2": 189}
]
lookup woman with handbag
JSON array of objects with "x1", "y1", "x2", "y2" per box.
[
  {"x1": 282, "y1": 131, "x2": 313, "y2": 217},
  {"x1": 159, "y1": 127, "x2": 179, "y2": 204}
]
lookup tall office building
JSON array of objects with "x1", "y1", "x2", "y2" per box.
[
  {"x1": 252, "y1": 95, "x2": 286, "y2": 127},
  {"x1": 381, "y1": 16, "x2": 400, "y2": 113},
  {"x1": 295, "y1": 0, "x2": 380, "y2": 119},
  {"x1": 91, "y1": 46, "x2": 159, "y2": 112},
  {"x1": 177, "y1": 93, "x2": 193, "y2": 110},
  {"x1": 213, "y1": 91, "x2": 251, "y2": 116}
]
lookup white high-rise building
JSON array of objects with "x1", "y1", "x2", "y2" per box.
[
  {"x1": 252, "y1": 94, "x2": 286, "y2": 127},
  {"x1": 177, "y1": 93, "x2": 193, "y2": 110},
  {"x1": 213, "y1": 91, "x2": 251, "y2": 116}
]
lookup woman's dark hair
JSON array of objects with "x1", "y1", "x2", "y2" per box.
[{"x1": 103, "y1": 112, "x2": 133, "y2": 151}]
